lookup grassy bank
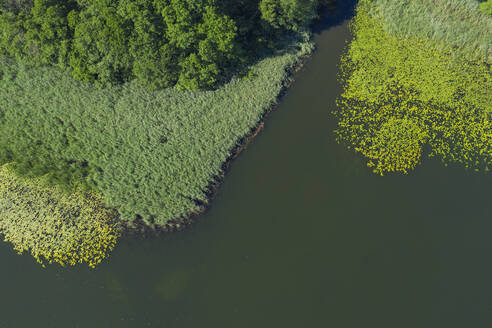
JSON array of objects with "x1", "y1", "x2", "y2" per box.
[
  {"x1": 369, "y1": 0, "x2": 491, "y2": 61},
  {"x1": 335, "y1": 0, "x2": 491, "y2": 175},
  {"x1": 0, "y1": 33, "x2": 313, "y2": 228}
]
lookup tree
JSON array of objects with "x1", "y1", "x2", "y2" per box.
[
  {"x1": 117, "y1": 0, "x2": 174, "y2": 88},
  {"x1": 68, "y1": 0, "x2": 132, "y2": 86},
  {"x1": 0, "y1": 0, "x2": 33, "y2": 14},
  {"x1": 0, "y1": 11, "x2": 25, "y2": 57},
  {"x1": 160, "y1": 0, "x2": 238, "y2": 89},
  {"x1": 259, "y1": 0, "x2": 317, "y2": 31},
  {"x1": 23, "y1": 0, "x2": 77, "y2": 67}
]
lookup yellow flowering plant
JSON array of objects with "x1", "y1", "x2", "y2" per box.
[
  {"x1": 335, "y1": 0, "x2": 491, "y2": 175},
  {"x1": 0, "y1": 164, "x2": 119, "y2": 268}
]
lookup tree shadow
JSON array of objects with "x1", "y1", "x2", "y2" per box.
[
  {"x1": 313, "y1": 0, "x2": 358, "y2": 35},
  {"x1": 264, "y1": 0, "x2": 358, "y2": 61}
]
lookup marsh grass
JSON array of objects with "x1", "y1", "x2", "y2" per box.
[
  {"x1": 0, "y1": 32, "x2": 313, "y2": 226},
  {"x1": 370, "y1": 0, "x2": 492, "y2": 62}
]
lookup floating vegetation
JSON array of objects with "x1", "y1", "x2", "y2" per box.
[
  {"x1": 0, "y1": 164, "x2": 119, "y2": 268},
  {"x1": 335, "y1": 0, "x2": 491, "y2": 175},
  {"x1": 362, "y1": 117, "x2": 428, "y2": 175}
]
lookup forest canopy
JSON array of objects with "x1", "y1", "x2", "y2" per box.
[{"x1": 0, "y1": 0, "x2": 327, "y2": 89}]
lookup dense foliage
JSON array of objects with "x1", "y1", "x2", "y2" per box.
[
  {"x1": 481, "y1": 0, "x2": 492, "y2": 15},
  {"x1": 259, "y1": 0, "x2": 317, "y2": 31},
  {"x1": 335, "y1": 0, "x2": 491, "y2": 175},
  {"x1": 0, "y1": 0, "x2": 326, "y2": 89},
  {"x1": 0, "y1": 164, "x2": 119, "y2": 267},
  {"x1": 0, "y1": 34, "x2": 313, "y2": 225}
]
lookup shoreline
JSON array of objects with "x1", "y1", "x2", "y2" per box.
[
  {"x1": 120, "y1": 47, "x2": 313, "y2": 237},
  {"x1": 119, "y1": 3, "x2": 348, "y2": 237}
]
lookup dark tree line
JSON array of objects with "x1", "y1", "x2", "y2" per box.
[{"x1": 0, "y1": 0, "x2": 332, "y2": 89}]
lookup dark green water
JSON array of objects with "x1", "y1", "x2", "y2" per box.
[{"x1": 2, "y1": 6, "x2": 492, "y2": 328}]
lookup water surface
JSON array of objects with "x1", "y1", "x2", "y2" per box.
[{"x1": 1, "y1": 4, "x2": 492, "y2": 328}]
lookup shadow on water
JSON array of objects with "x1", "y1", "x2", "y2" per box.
[{"x1": 313, "y1": 0, "x2": 358, "y2": 34}]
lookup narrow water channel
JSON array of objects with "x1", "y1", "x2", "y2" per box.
[{"x1": 1, "y1": 4, "x2": 492, "y2": 328}]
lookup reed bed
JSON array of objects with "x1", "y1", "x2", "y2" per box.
[
  {"x1": 369, "y1": 0, "x2": 492, "y2": 62},
  {"x1": 0, "y1": 33, "x2": 313, "y2": 226}
]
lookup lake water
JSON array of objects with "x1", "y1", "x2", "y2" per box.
[{"x1": 1, "y1": 3, "x2": 492, "y2": 327}]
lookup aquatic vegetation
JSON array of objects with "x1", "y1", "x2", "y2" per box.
[
  {"x1": 482, "y1": 0, "x2": 492, "y2": 16},
  {"x1": 361, "y1": 117, "x2": 428, "y2": 175},
  {"x1": 335, "y1": 0, "x2": 492, "y2": 174},
  {"x1": 0, "y1": 33, "x2": 313, "y2": 226},
  {"x1": 0, "y1": 164, "x2": 119, "y2": 267},
  {"x1": 369, "y1": 0, "x2": 492, "y2": 62}
]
